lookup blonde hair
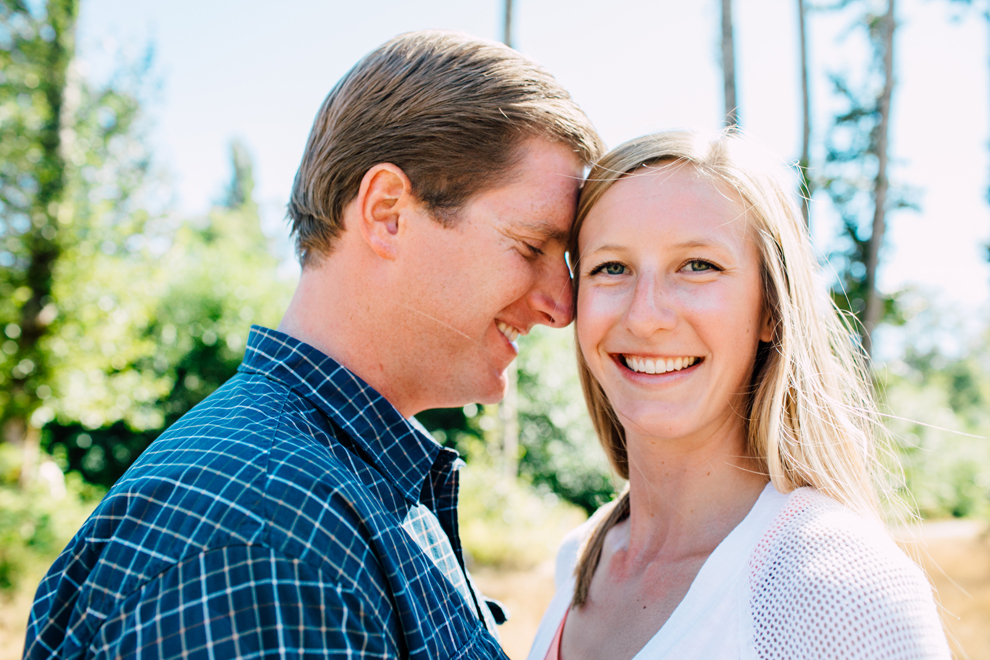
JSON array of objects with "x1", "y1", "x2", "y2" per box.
[
  {"x1": 288, "y1": 30, "x2": 604, "y2": 265},
  {"x1": 571, "y1": 130, "x2": 893, "y2": 606}
]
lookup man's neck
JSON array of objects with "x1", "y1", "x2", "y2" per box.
[{"x1": 278, "y1": 257, "x2": 418, "y2": 417}]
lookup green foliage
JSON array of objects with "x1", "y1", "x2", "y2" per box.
[
  {"x1": 41, "y1": 152, "x2": 292, "y2": 488},
  {"x1": 0, "y1": 0, "x2": 80, "y2": 431},
  {"x1": 457, "y1": 448, "x2": 586, "y2": 568},
  {"x1": 419, "y1": 326, "x2": 618, "y2": 516},
  {"x1": 881, "y1": 304, "x2": 990, "y2": 519},
  {"x1": 0, "y1": 0, "x2": 162, "y2": 447},
  {"x1": 0, "y1": 444, "x2": 102, "y2": 593},
  {"x1": 515, "y1": 326, "x2": 617, "y2": 514}
]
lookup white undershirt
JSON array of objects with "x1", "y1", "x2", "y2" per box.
[{"x1": 527, "y1": 484, "x2": 950, "y2": 660}]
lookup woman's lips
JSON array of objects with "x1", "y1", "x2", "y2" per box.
[{"x1": 615, "y1": 354, "x2": 702, "y2": 375}]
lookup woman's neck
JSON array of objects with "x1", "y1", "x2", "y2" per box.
[{"x1": 620, "y1": 421, "x2": 769, "y2": 563}]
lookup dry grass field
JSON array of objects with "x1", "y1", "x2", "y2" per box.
[
  {"x1": 906, "y1": 520, "x2": 990, "y2": 660},
  {"x1": 2, "y1": 520, "x2": 987, "y2": 659}
]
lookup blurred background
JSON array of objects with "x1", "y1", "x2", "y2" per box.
[{"x1": 1, "y1": 0, "x2": 989, "y2": 657}]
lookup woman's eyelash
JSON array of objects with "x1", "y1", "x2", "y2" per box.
[
  {"x1": 686, "y1": 259, "x2": 723, "y2": 272},
  {"x1": 588, "y1": 261, "x2": 625, "y2": 276}
]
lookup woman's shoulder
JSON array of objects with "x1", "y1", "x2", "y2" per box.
[
  {"x1": 746, "y1": 487, "x2": 949, "y2": 659},
  {"x1": 753, "y1": 487, "x2": 912, "y2": 570}
]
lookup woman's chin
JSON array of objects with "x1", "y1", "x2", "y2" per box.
[{"x1": 615, "y1": 407, "x2": 692, "y2": 441}]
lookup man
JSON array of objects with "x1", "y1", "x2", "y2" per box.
[{"x1": 24, "y1": 30, "x2": 603, "y2": 659}]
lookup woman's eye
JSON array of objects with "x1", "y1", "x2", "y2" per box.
[
  {"x1": 684, "y1": 260, "x2": 719, "y2": 273},
  {"x1": 590, "y1": 261, "x2": 626, "y2": 276}
]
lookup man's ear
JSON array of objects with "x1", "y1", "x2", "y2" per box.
[{"x1": 355, "y1": 163, "x2": 416, "y2": 261}]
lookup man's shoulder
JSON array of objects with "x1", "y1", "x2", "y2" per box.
[
  {"x1": 116, "y1": 371, "x2": 389, "y2": 549},
  {"x1": 26, "y1": 370, "x2": 410, "y2": 654}
]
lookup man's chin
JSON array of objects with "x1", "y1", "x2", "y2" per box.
[{"x1": 464, "y1": 370, "x2": 510, "y2": 406}]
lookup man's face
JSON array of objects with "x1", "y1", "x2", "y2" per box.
[{"x1": 394, "y1": 138, "x2": 583, "y2": 409}]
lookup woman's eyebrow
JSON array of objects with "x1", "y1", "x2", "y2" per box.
[
  {"x1": 583, "y1": 243, "x2": 626, "y2": 254},
  {"x1": 673, "y1": 239, "x2": 729, "y2": 251}
]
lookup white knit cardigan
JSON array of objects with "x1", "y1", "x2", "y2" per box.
[{"x1": 527, "y1": 484, "x2": 950, "y2": 660}]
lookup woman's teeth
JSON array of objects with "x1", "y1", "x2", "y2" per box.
[
  {"x1": 497, "y1": 322, "x2": 520, "y2": 342},
  {"x1": 623, "y1": 355, "x2": 698, "y2": 374}
]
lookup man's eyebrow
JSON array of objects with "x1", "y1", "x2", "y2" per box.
[{"x1": 515, "y1": 220, "x2": 569, "y2": 243}]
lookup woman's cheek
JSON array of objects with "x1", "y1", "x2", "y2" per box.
[{"x1": 577, "y1": 288, "x2": 622, "y2": 368}]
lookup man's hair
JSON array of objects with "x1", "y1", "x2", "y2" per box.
[{"x1": 287, "y1": 30, "x2": 604, "y2": 265}]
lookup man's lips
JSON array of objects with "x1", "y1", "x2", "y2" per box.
[{"x1": 496, "y1": 321, "x2": 524, "y2": 343}]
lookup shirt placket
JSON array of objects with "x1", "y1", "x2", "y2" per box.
[{"x1": 421, "y1": 448, "x2": 500, "y2": 637}]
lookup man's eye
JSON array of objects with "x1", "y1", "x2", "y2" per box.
[
  {"x1": 519, "y1": 241, "x2": 543, "y2": 257},
  {"x1": 589, "y1": 261, "x2": 626, "y2": 276}
]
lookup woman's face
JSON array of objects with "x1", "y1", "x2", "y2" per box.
[{"x1": 576, "y1": 163, "x2": 772, "y2": 446}]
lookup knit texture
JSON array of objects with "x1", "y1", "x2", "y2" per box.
[{"x1": 748, "y1": 488, "x2": 948, "y2": 659}]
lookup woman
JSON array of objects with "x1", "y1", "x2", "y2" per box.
[{"x1": 528, "y1": 130, "x2": 949, "y2": 660}]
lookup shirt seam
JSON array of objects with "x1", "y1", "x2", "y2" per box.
[{"x1": 259, "y1": 384, "x2": 289, "y2": 551}]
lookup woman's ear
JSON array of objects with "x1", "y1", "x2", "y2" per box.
[
  {"x1": 759, "y1": 310, "x2": 775, "y2": 343},
  {"x1": 355, "y1": 163, "x2": 415, "y2": 261}
]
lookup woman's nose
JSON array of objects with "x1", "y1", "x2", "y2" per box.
[{"x1": 623, "y1": 274, "x2": 677, "y2": 337}]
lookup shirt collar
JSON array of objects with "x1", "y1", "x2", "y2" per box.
[{"x1": 238, "y1": 325, "x2": 452, "y2": 505}]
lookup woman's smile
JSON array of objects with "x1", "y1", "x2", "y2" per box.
[
  {"x1": 576, "y1": 162, "x2": 771, "y2": 443},
  {"x1": 614, "y1": 354, "x2": 702, "y2": 376}
]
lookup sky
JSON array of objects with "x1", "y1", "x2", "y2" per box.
[{"x1": 74, "y1": 0, "x2": 990, "y2": 349}]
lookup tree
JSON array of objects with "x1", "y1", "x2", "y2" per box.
[
  {"x1": 821, "y1": 0, "x2": 907, "y2": 356},
  {"x1": 862, "y1": 0, "x2": 896, "y2": 356},
  {"x1": 43, "y1": 141, "x2": 292, "y2": 488},
  {"x1": 797, "y1": 0, "x2": 814, "y2": 226},
  {"x1": 502, "y1": 0, "x2": 514, "y2": 49},
  {"x1": 0, "y1": 0, "x2": 79, "y2": 484},
  {"x1": 514, "y1": 327, "x2": 615, "y2": 514},
  {"x1": 721, "y1": 0, "x2": 740, "y2": 128}
]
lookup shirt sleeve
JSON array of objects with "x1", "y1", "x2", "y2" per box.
[{"x1": 86, "y1": 544, "x2": 396, "y2": 659}]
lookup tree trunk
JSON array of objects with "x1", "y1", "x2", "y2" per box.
[
  {"x1": 721, "y1": 0, "x2": 739, "y2": 128},
  {"x1": 797, "y1": 0, "x2": 813, "y2": 227},
  {"x1": 862, "y1": 0, "x2": 895, "y2": 357},
  {"x1": 503, "y1": 0, "x2": 514, "y2": 49},
  {"x1": 4, "y1": 0, "x2": 79, "y2": 485}
]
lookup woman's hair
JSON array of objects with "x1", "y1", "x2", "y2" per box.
[{"x1": 570, "y1": 130, "x2": 894, "y2": 607}]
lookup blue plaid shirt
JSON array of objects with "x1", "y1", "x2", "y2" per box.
[{"x1": 25, "y1": 326, "x2": 508, "y2": 659}]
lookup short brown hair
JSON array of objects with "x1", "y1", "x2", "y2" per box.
[{"x1": 288, "y1": 30, "x2": 604, "y2": 265}]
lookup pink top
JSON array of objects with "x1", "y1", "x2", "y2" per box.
[{"x1": 544, "y1": 608, "x2": 569, "y2": 660}]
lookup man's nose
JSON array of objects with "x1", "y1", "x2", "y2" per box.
[{"x1": 529, "y1": 258, "x2": 574, "y2": 328}]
